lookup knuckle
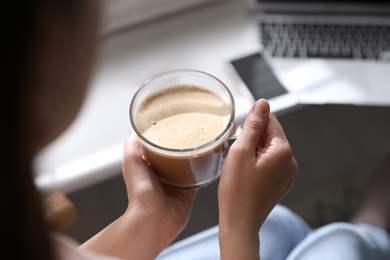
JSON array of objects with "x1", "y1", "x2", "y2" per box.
[
  {"x1": 287, "y1": 179, "x2": 295, "y2": 192},
  {"x1": 229, "y1": 142, "x2": 249, "y2": 157},
  {"x1": 292, "y1": 157, "x2": 299, "y2": 174},
  {"x1": 269, "y1": 113, "x2": 277, "y2": 120},
  {"x1": 287, "y1": 158, "x2": 299, "y2": 189},
  {"x1": 279, "y1": 142, "x2": 293, "y2": 159},
  {"x1": 273, "y1": 142, "x2": 298, "y2": 173}
]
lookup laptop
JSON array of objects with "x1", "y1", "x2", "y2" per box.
[{"x1": 228, "y1": 0, "x2": 390, "y2": 113}]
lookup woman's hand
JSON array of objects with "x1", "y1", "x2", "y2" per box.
[
  {"x1": 218, "y1": 99, "x2": 298, "y2": 259},
  {"x1": 81, "y1": 132, "x2": 197, "y2": 260},
  {"x1": 122, "y1": 132, "x2": 198, "y2": 244}
]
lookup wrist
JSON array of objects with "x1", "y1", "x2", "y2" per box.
[
  {"x1": 123, "y1": 205, "x2": 175, "y2": 252},
  {"x1": 81, "y1": 206, "x2": 173, "y2": 259},
  {"x1": 219, "y1": 220, "x2": 260, "y2": 259}
]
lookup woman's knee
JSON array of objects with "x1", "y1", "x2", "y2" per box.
[{"x1": 287, "y1": 222, "x2": 390, "y2": 260}]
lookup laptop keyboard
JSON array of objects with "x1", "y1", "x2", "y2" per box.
[{"x1": 260, "y1": 21, "x2": 390, "y2": 60}]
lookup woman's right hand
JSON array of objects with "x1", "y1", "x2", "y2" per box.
[{"x1": 218, "y1": 99, "x2": 298, "y2": 259}]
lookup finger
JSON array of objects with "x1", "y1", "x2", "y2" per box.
[
  {"x1": 123, "y1": 132, "x2": 154, "y2": 184},
  {"x1": 236, "y1": 99, "x2": 270, "y2": 151},
  {"x1": 282, "y1": 159, "x2": 299, "y2": 194},
  {"x1": 263, "y1": 114, "x2": 288, "y2": 143},
  {"x1": 123, "y1": 132, "x2": 163, "y2": 195},
  {"x1": 123, "y1": 131, "x2": 145, "y2": 167}
]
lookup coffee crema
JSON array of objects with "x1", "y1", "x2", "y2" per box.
[{"x1": 135, "y1": 85, "x2": 230, "y2": 149}]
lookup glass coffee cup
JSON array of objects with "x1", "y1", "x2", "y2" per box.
[{"x1": 129, "y1": 70, "x2": 241, "y2": 189}]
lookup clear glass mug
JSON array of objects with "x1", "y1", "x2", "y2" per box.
[{"x1": 129, "y1": 70, "x2": 241, "y2": 189}]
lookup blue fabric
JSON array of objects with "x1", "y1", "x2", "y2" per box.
[
  {"x1": 286, "y1": 222, "x2": 390, "y2": 260},
  {"x1": 157, "y1": 205, "x2": 390, "y2": 260},
  {"x1": 259, "y1": 204, "x2": 311, "y2": 260}
]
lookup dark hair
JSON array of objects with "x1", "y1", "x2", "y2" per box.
[{"x1": 1, "y1": 1, "x2": 83, "y2": 259}]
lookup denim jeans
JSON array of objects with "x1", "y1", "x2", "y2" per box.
[{"x1": 157, "y1": 205, "x2": 390, "y2": 260}]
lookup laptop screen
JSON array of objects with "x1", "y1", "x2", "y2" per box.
[{"x1": 250, "y1": 0, "x2": 390, "y2": 14}]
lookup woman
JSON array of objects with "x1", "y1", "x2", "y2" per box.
[{"x1": 3, "y1": 0, "x2": 297, "y2": 259}]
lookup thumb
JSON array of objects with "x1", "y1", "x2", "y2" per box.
[
  {"x1": 122, "y1": 131, "x2": 163, "y2": 195},
  {"x1": 236, "y1": 99, "x2": 270, "y2": 151},
  {"x1": 122, "y1": 131, "x2": 152, "y2": 183},
  {"x1": 123, "y1": 131, "x2": 144, "y2": 167}
]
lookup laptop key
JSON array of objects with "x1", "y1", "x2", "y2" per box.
[
  {"x1": 380, "y1": 51, "x2": 390, "y2": 61},
  {"x1": 308, "y1": 51, "x2": 353, "y2": 59},
  {"x1": 285, "y1": 47, "x2": 298, "y2": 57},
  {"x1": 298, "y1": 47, "x2": 308, "y2": 57},
  {"x1": 352, "y1": 49, "x2": 362, "y2": 59}
]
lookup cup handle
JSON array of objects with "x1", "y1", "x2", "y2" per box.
[
  {"x1": 222, "y1": 124, "x2": 242, "y2": 159},
  {"x1": 227, "y1": 124, "x2": 243, "y2": 147}
]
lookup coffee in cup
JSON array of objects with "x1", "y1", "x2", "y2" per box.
[{"x1": 130, "y1": 70, "x2": 239, "y2": 189}]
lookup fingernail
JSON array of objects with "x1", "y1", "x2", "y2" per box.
[{"x1": 254, "y1": 99, "x2": 269, "y2": 115}]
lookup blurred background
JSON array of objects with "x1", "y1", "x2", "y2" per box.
[{"x1": 34, "y1": 0, "x2": 390, "y2": 245}]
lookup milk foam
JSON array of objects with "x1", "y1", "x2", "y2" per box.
[{"x1": 136, "y1": 85, "x2": 230, "y2": 149}]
